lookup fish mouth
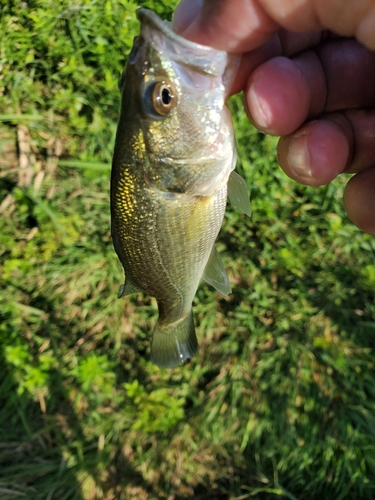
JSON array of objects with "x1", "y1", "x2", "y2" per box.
[
  {"x1": 137, "y1": 8, "x2": 221, "y2": 54},
  {"x1": 136, "y1": 7, "x2": 232, "y2": 79},
  {"x1": 148, "y1": 155, "x2": 232, "y2": 197}
]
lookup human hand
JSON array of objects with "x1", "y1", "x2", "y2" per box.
[{"x1": 174, "y1": 0, "x2": 375, "y2": 236}]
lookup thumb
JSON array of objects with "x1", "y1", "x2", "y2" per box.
[
  {"x1": 173, "y1": 0, "x2": 278, "y2": 52},
  {"x1": 173, "y1": 0, "x2": 375, "y2": 52}
]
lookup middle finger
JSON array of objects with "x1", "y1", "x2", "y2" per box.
[{"x1": 243, "y1": 38, "x2": 375, "y2": 136}]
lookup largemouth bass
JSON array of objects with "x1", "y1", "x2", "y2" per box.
[{"x1": 111, "y1": 8, "x2": 250, "y2": 368}]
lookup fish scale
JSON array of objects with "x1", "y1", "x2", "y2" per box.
[{"x1": 111, "y1": 8, "x2": 242, "y2": 368}]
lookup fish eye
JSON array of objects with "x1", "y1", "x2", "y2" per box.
[{"x1": 151, "y1": 81, "x2": 176, "y2": 116}]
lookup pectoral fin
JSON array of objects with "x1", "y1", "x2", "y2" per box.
[
  {"x1": 117, "y1": 278, "x2": 141, "y2": 298},
  {"x1": 202, "y1": 245, "x2": 231, "y2": 297},
  {"x1": 228, "y1": 170, "x2": 251, "y2": 216}
]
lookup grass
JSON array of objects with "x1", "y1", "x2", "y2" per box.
[{"x1": 1, "y1": 0, "x2": 375, "y2": 498}]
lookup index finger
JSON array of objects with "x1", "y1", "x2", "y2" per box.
[{"x1": 173, "y1": 0, "x2": 375, "y2": 52}]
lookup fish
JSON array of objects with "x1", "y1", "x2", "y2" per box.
[{"x1": 110, "y1": 8, "x2": 251, "y2": 369}]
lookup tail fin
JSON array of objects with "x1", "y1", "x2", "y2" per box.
[{"x1": 150, "y1": 311, "x2": 198, "y2": 369}]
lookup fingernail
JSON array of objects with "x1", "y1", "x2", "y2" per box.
[
  {"x1": 173, "y1": 0, "x2": 203, "y2": 34},
  {"x1": 287, "y1": 132, "x2": 312, "y2": 178}
]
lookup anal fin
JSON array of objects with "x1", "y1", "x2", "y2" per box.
[
  {"x1": 202, "y1": 245, "x2": 231, "y2": 296},
  {"x1": 117, "y1": 279, "x2": 141, "y2": 298},
  {"x1": 227, "y1": 170, "x2": 251, "y2": 216}
]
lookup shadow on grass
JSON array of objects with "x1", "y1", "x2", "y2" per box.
[
  {"x1": 0, "y1": 285, "x2": 155, "y2": 500},
  {"x1": 309, "y1": 262, "x2": 375, "y2": 350},
  {"x1": 1, "y1": 229, "x2": 375, "y2": 499},
  {"x1": 191, "y1": 230, "x2": 375, "y2": 499}
]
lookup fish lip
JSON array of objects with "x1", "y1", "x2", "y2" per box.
[
  {"x1": 136, "y1": 7, "x2": 225, "y2": 56},
  {"x1": 136, "y1": 7, "x2": 236, "y2": 80}
]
